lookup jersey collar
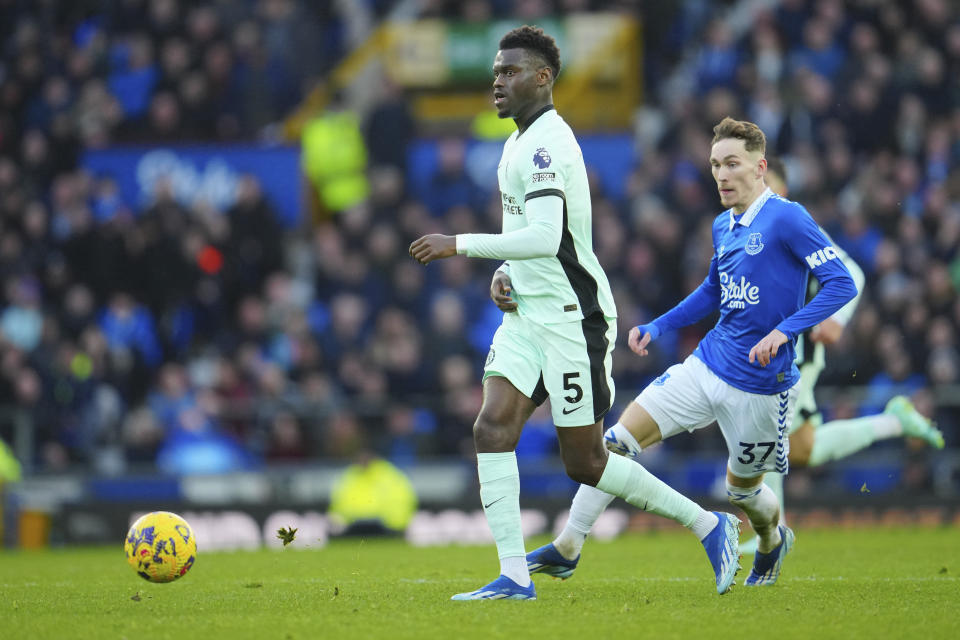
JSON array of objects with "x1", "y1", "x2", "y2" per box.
[
  {"x1": 728, "y1": 187, "x2": 774, "y2": 230},
  {"x1": 517, "y1": 104, "x2": 555, "y2": 135}
]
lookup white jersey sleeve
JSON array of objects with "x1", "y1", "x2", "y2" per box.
[
  {"x1": 456, "y1": 194, "x2": 563, "y2": 259},
  {"x1": 830, "y1": 246, "x2": 864, "y2": 326}
]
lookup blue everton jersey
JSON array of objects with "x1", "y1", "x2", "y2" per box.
[{"x1": 693, "y1": 188, "x2": 855, "y2": 394}]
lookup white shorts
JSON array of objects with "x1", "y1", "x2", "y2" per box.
[
  {"x1": 636, "y1": 355, "x2": 799, "y2": 478},
  {"x1": 483, "y1": 311, "x2": 616, "y2": 427}
]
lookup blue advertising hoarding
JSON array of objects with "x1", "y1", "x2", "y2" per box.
[{"x1": 82, "y1": 145, "x2": 302, "y2": 227}]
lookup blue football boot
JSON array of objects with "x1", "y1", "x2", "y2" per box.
[
  {"x1": 526, "y1": 543, "x2": 579, "y2": 579},
  {"x1": 450, "y1": 574, "x2": 537, "y2": 601}
]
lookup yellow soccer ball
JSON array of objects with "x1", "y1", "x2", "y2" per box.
[{"x1": 124, "y1": 511, "x2": 197, "y2": 583}]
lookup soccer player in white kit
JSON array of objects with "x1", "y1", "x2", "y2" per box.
[
  {"x1": 526, "y1": 118, "x2": 859, "y2": 587},
  {"x1": 410, "y1": 27, "x2": 743, "y2": 599}
]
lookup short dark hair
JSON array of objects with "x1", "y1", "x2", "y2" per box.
[
  {"x1": 499, "y1": 25, "x2": 561, "y2": 80},
  {"x1": 766, "y1": 157, "x2": 786, "y2": 182},
  {"x1": 712, "y1": 117, "x2": 766, "y2": 155}
]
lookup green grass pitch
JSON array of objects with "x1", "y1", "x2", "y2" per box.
[{"x1": 2, "y1": 527, "x2": 956, "y2": 640}]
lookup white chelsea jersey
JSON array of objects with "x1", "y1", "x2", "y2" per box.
[{"x1": 494, "y1": 107, "x2": 616, "y2": 324}]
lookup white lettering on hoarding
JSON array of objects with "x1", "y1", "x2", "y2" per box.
[{"x1": 136, "y1": 150, "x2": 240, "y2": 211}]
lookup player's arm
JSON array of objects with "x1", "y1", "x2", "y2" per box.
[
  {"x1": 810, "y1": 247, "x2": 864, "y2": 344},
  {"x1": 408, "y1": 194, "x2": 562, "y2": 264},
  {"x1": 410, "y1": 145, "x2": 566, "y2": 264},
  {"x1": 456, "y1": 192, "x2": 563, "y2": 259},
  {"x1": 777, "y1": 252, "x2": 856, "y2": 341},
  {"x1": 629, "y1": 254, "x2": 721, "y2": 356},
  {"x1": 752, "y1": 210, "x2": 857, "y2": 365}
]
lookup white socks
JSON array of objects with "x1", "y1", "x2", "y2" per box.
[
  {"x1": 555, "y1": 422, "x2": 638, "y2": 560},
  {"x1": 690, "y1": 510, "x2": 720, "y2": 540},
  {"x1": 605, "y1": 421, "x2": 643, "y2": 458},
  {"x1": 553, "y1": 436, "x2": 720, "y2": 560},
  {"x1": 596, "y1": 453, "x2": 717, "y2": 540},
  {"x1": 808, "y1": 415, "x2": 901, "y2": 467},
  {"x1": 552, "y1": 422, "x2": 637, "y2": 559},
  {"x1": 727, "y1": 481, "x2": 781, "y2": 553},
  {"x1": 762, "y1": 471, "x2": 786, "y2": 524},
  {"x1": 553, "y1": 484, "x2": 616, "y2": 560},
  {"x1": 499, "y1": 556, "x2": 528, "y2": 585},
  {"x1": 477, "y1": 451, "x2": 529, "y2": 587}
]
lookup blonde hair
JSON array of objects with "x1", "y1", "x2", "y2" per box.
[{"x1": 712, "y1": 117, "x2": 766, "y2": 155}]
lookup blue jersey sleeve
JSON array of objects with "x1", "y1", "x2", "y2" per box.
[
  {"x1": 775, "y1": 206, "x2": 857, "y2": 340},
  {"x1": 642, "y1": 254, "x2": 721, "y2": 340}
]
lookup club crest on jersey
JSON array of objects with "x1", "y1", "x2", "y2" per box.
[
  {"x1": 486, "y1": 348, "x2": 496, "y2": 366},
  {"x1": 745, "y1": 233, "x2": 764, "y2": 255},
  {"x1": 533, "y1": 147, "x2": 552, "y2": 168}
]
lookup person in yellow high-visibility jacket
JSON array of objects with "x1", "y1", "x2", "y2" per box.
[
  {"x1": 0, "y1": 438, "x2": 22, "y2": 546},
  {"x1": 301, "y1": 101, "x2": 370, "y2": 218},
  {"x1": 328, "y1": 452, "x2": 417, "y2": 534},
  {"x1": 471, "y1": 109, "x2": 518, "y2": 140}
]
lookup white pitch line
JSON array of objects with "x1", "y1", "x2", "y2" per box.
[{"x1": 3, "y1": 576, "x2": 954, "y2": 589}]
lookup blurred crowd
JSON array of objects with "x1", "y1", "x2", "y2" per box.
[{"x1": 0, "y1": 0, "x2": 957, "y2": 479}]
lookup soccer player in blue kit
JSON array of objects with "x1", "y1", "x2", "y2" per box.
[
  {"x1": 527, "y1": 117, "x2": 858, "y2": 587},
  {"x1": 735, "y1": 158, "x2": 945, "y2": 554}
]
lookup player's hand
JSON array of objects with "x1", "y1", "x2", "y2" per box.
[
  {"x1": 490, "y1": 271, "x2": 517, "y2": 312},
  {"x1": 409, "y1": 234, "x2": 457, "y2": 264},
  {"x1": 628, "y1": 326, "x2": 653, "y2": 357},
  {"x1": 748, "y1": 329, "x2": 789, "y2": 367},
  {"x1": 810, "y1": 317, "x2": 844, "y2": 345}
]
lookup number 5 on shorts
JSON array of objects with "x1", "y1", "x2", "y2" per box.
[{"x1": 563, "y1": 372, "x2": 583, "y2": 404}]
